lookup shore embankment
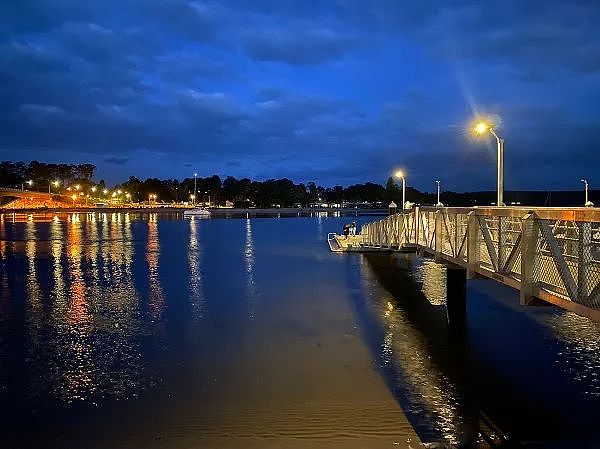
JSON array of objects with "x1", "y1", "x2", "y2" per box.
[{"x1": 0, "y1": 206, "x2": 389, "y2": 216}]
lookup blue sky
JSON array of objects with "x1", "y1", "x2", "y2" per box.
[{"x1": 1, "y1": 1, "x2": 599, "y2": 190}]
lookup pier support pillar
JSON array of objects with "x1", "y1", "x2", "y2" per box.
[{"x1": 446, "y1": 265, "x2": 467, "y2": 330}]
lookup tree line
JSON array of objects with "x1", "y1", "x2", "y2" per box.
[
  {"x1": 0, "y1": 161, "x2": 98, "y2": 187},
  {"x1": 1, "y1": 160, "x2": 591, "y2": 207}
]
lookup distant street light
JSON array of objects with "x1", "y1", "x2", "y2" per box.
[
  {"x1": 394, "y1": 170, "x2": 406, "y2": 210},
  {"x1": 22, "y1": 179, "x2": 33, "y2": 191},
  {"x1": 194, "y1": 172, "x2": 198, "y2": 206},
  {"x1": 435, "y1": 180, "x2": 444, "y2": 207},
  {"x1": 71, "y1": 194, "x2": 77, "y2": 206},
  {"x1": 581, "y1": 179, "x2": 594, "y2": 207},
  {"x1": 472, "y1": 118, "x2": 505, "y2": 207},
  {"x1": 50, "y1": 180, "x2": 60, "y2": 193}
]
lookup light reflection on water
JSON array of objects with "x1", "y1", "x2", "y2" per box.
[
  {"x1": 10, "y1": 214, "x2": 152, "y2": 404},
  {"x1": 147, "y1": 215, "x2": 165, "y2": 320},
  {"x1": 546, "y1": 312, "x2": 600, "y2": 397},
  {"x1": 245, "y1": 218, "x2": 259, "y2": 318},
  {"x1": 188, "y1": 217, "x2": 205, "y2": 322},
  {"x1": 358, "y1": 256, "x2": 461, "y2": 446}
]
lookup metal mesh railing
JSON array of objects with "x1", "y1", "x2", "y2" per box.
[{"x1": 359, "y1": 207, "x2": 600, "y2": 310}]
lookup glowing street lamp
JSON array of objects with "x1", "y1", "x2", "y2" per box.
[
  {"x1": 394, "y1": 170, "x2": 406, "y2": 210},
  {"x1": 71, "y1": 194, "x2": 77, "y2": 206},
  {"x1": 74, "y1": 184, "x2": 80, "y2": 191},
  {"x1": 581, "y1": 179, "x2": 594, "y2": 207},
  {"x1": 472, "y1": 118, "x2": 505, "y2": 207},
  {"x1": 91, "y1": 186, "x2": 97, "y2": 193},
  {"x1": 435, "y1": 180, "x2": 444, "y2": 207},
  {"x1": 193, "y1": 172, "x2": 198, "y2": 206},
  {"x1": 49, "y1": 180, "x2": 60, "y2": 193}
]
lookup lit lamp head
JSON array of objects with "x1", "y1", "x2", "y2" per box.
[
  {"x1": 473, "y1": 121, "x2": 490, "y2": 135},
  {"x1": 394, "y1": 170, "x2": 405, "y2": 180},
  {"x1": 53, "y1": 180, "x2": 60, "y2": 187}
]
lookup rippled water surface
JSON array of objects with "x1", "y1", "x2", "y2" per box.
[{"x1": 1, "y1": 212, "x2": 599, "y2": 448}]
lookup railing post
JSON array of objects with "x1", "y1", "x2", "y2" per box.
[
  {"x1": 577, "y1": 222, "x2": 593, "y2": 304},
  {"x1": 415, "y1": 207, "x2": 420, "y2": 246},
  {"x1": 434, "y1": 210, "x2": 442, "y2": 259},
  {"x1": 466, "y1": 210, "x2": 480, "y2": 278},
  {"x1": 398, "y1": 213, "x2": 404, "y2": 247},
  {"x1": 520, "y1": 213, "x2": 540, "y2": 305},
  {"x1": 498, "y1": 216, "x2": 506, "y2": 273}
]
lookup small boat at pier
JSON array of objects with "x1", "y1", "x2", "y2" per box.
[{"x1": 183, "y1": 207, "x2": 211, "y2": 218}]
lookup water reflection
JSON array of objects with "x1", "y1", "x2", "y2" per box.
[
  {"x1": 400, "y1": 257, "x2": 448, "y2": 306},
  {"x1": 547, "y1": 312, "x2": 600, "y2": 397},
  {"x1": 188, "y1": 217, "x2": 205, "y2": 321},
  {"x1": 147, "y1": 215, "x2": 165, "y2": 320},
  {"x1": 358, "y1": 256, "x2": 462, "y2": 445},
  {"x1": 244, "y1": 218, "x2": 259, "y2": 318},
  {"x1": 6, "y1": 214, "x2": 151, "y2": 404}
]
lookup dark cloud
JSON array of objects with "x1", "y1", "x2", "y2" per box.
[
  {"x1": 241, "y1": 27, "x2": 355, "y2": 65},
  {"x1": 105, "y1": 156, "x2": 130, "y2": 165},
  {"x1": 0, "y1": 1, "x2": 599, "y2": 189}
]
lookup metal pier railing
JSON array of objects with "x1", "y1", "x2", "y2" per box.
[{"x1": 360, "y1": 206, "x2": 600, "y2": 321}]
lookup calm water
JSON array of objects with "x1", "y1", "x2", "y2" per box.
[{"x1": 1, "y1": 212, "x2": 599, "y2": 448}]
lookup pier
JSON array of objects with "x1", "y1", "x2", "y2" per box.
[{"x1": 337, "y1": 206, "x2": 600, "y2": 322}]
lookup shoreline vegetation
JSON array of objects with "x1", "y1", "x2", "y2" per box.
[{"x1": 1, "y1": 160, "x2": 596, "y2": 211}]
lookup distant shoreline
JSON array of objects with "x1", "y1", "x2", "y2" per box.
[{"x1": 0, "y1": 206, "x2": 389, "y2": 215}]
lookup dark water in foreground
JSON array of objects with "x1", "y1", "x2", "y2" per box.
[{"x1": 0, "y1": 212, "x2": 599, "y2": 448}]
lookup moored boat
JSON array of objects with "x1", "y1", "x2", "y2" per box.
[{"x1": 183, "y1": 207, "x2": 211, "y2": 217}]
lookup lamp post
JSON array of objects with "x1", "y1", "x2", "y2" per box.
[
  {"x1": 193, "y1": 173, "x2": 198, "y2": 206},
  {"x1": 22, "y1": 179, "x2": 33, "y2": 191},
  {"x1": 50, "y1": 180, "x2": 59, "y2": 194},
  {"x1": 472, "y1": 120, "x2": 505, "y2": 207},
  {"x1": 435, "y1": 180, "x2": 444, "y2": 207},
  {"x1": 394, "y1": 170, "x2": 406, "y2": 210},
  {"x1": 581, "y1": 179, "x2": 594, "y2": 207}
]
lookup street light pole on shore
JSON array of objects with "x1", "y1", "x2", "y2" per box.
[
  {"x1": 394, "y1": 170, "x2": 406, "y2": 210},
  {"x1": 473, "y1": 120, "x2": 505, "y2": 207},
  {"x1": 193, "y1": 173, "x2": 197, "y2": 207},
  {"x1": 435, "y1": 180, "x2": 444, "y2": 207},
  {"x1": 581, "y1": 179, "x2": 594, "y2": 207}
]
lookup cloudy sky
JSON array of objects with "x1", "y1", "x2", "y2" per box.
[{"x1": 1, "y1": 1, "x2": 599, "y2": 190}]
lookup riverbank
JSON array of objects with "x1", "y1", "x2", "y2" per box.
[{"x1": 0, "y1": 206, "x2": 389, "y2": 216}]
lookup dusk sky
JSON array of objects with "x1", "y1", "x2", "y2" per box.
[{"x1": 1, "y1": 1, "x2": 599, "y2": 191}]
